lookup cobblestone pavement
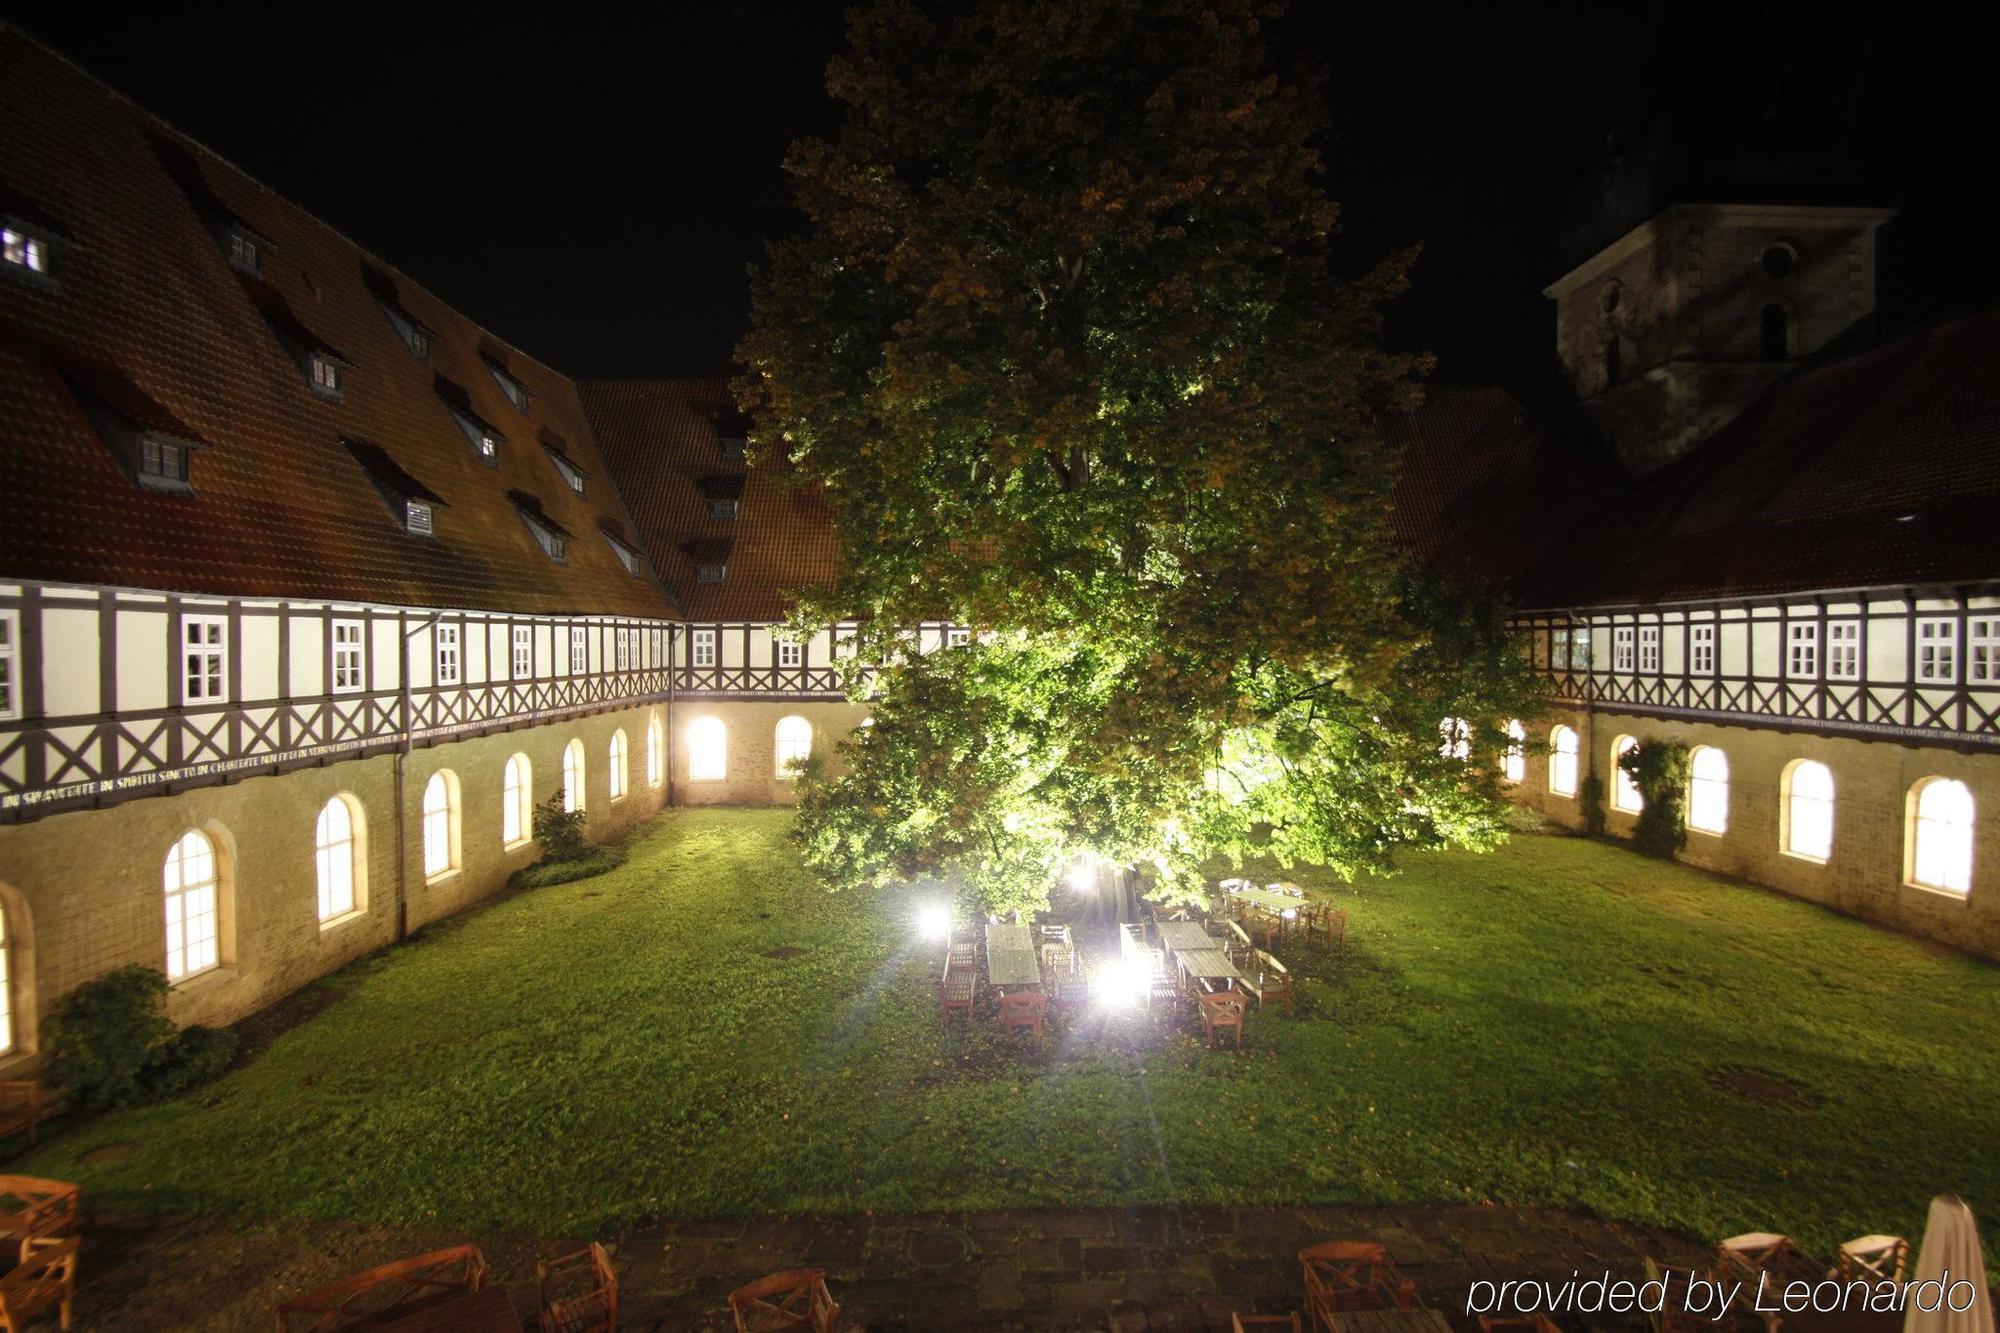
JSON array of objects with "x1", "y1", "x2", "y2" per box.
[{"x1": 79, "y1": 1201, "x2": 1710, "y2": 1330}]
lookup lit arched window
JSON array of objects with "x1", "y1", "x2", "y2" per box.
[
  {"x1": 608, "y1": 729, "x2": 629, "y2": 801},
  {"x1": 0, "y1": 904, "x2": 15, "y2": 1055},
  {"x1": 1688, "y1": 746, "x2": 1729, "y2": 834},
  {"x1": 1783, "y1": 760, "x2": 1835, "y2": 862},
  {"x1": 1438, "y1": 717, "x2": 1470, "y2": 762},
  {"x1": 646, "y1": 716, "x2": 664, "y2": 788},
  {"x1": 775, "y1": 715, "x2": 813, "y2": 778},
  {"x1": 1908, "y1": 778, "x2": 1975, "y2": 895},
  {"x1": 1548, "y1": 725, "x2": 1579, "y2": 798},
  {"x1": 422, "y1": 771, "x2": 460, "y2": 880},
  {"x1": 315, "y1": 796, "x2": 364, "y2": 922},
  {"x1": 503, "y1": 753, "x2": 532, "y2": 846},
  {"x1": 164, "y1": 829, "x2": 221, "y2": 981},
  {"x1": 689, "y1": 716, "x2": 727, "y2": 781},
  {"x1": 1611, "y1": 735, "x2": 1643, "y2": 813},
  {"x1": 1502, "y1": 720, "x2": 1527, "y2": 784},
  {"x1": 563, "y1": 739, "x2": 586, "y2": 813}
]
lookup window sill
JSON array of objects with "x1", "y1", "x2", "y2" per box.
[
  {"x1": 1688, "y1": 825, "x2": 1727, "y2": 838},
  {"x1": 504, "y1": 837, "x2": 534, "y2": 853},
  {"x1": 689, "y1": 776, "x2": 727, "y2": 784},
  {"x1": 318, "y1": 909, "x2": 368, "y2": 934},
  {"x1": 1779, "y1": 849, "x2": 1828, "y2": 867},
  {"x1": 1549, "y1": 791, "x2": 1576, "y2": 801},
  {"x1": 424, "y1": 868, "x2": 461, "y2": 888},
  {"x1": 1904, "y1": 880, "x2": 1971, "y2": 904},
  {"x1": 171, "y1": 965, "x2": 239, "y2": 995}
]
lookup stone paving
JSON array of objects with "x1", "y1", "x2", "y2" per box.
[{"x1": 77, "y1": 1201, "x2": 1711, "y2": 1330}]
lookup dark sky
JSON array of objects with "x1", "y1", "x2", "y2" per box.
[{"x1": 10, "y1": 3, "x2": 1995, "y2": 400}]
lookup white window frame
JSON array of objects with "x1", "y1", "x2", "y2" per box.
[
  {"x1": 502, "y1": 753, "x2": 532, "y2": 848},
  {"x1": 569, "y1": 625, "x2": 588, "y2": 675},
  {"x1": 1548, "y1": 725, "x2": 1579, "y2": 798},
  {"x1": 609, "y1": 730, "x2": 629, "y2": 801},
  {"x1": 164, "y1": 829, "x2": 221, "y2": 982},
  {"x1": 315, "y1": 797, "x2": 361, "y2": 923},
  {"x1": 1916, "y1": 618, "x2": 1958, "y2": 684},
  {"x1": 616, "y1": 627, "x2": 633, "y2": 673},
  {"x1": 435, "y1": 622, "x2": 462, "y2": 686},
  {"x1": 1783, "y1": 760, "x2": 1836, "y2": 864},
  {"x1": 1611, "y1": 735, "x2": 1643, "y2": 814},
  {"x1": 646, "y1": 716, "x2": 664, "y2": 788},
  {"x1": 1502, "y1": 721, "x2": 1526, "y2": 784},
  {"x1": 512, "y1": 624, "x2": 533, "y2": 680},
  {"x1": 1827, "y1": 620, "x2": 1860, "y2": 682},
  {"x1": 777, "y1": 638, "x2": 803, "y2": 669},
  {"x1": 1612, "y1": 626, "x2": 1634, "y2": 673},
  {"x1": 1688, "y1": 746, "x2": 1729, "y2": 835},
  {"x1": 1908, "y1": 778, "x2": 1975, "y2": 895},
  {"x1": 1786, "y1": 621, "x2": 1819, "y2": 679},
  {"x1": 310, "y1": 354, "x2": 341, "y2": 395},
  {"x1": 0, "y1": 609, "x2": 17, "y2": 720},
  {"x1": 692, "y1": 628, "x2": 718, "y2": 669},
  {"x1": 1637, "y1": 625, "x2": 1659, "y2": 673},
  {"x1": 422, "y1": 772, "x2": 458, "y2": 881},
  {"x1": 331, "y1": 619, "x2": 365, "y2": 694},
  {"x1": 775, "y1": 715, "x2": 813, "y2": 778},
  {"x1": 947, "y1": 627, "x2": 972, "y2": 649},
  {"x1": 1690, "y1": 623, "x2": 1716, "y2": 675},
  {"x1": 182, "y1": 614, "x2": 228, "y2": 704},
  {"x1": 1970, "y1": 617, "x2": 2000, "y2": 685},
  {"x1": 689, "y1": 716, "x2": 727, "y2": 781},
  {"x1": 562, "y1": 739, "x2": 586, "y2": 813}
]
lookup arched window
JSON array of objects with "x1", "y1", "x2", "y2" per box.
[
  {"x1": 1760, "y1": 304, "x2": 1789, "y2": 362},
  {"x1": 689, "y1": 716, "x2": 727, "y2": 781},
  {"x1": 1502, "y1": 720, "x2": 1526, "y2": 784},
  {"x1": 1548, "y1": 725, "x2": 1579, "y2": 798},
  {"x1": 503, "y1": 753, "x2": 532, "y2": 846},
  {"x1": 422, "y1": 771, "x2": 460, "y2": 880},
  {"x1": 315, "y1": 796, "x2": 364, "y2": 922},
  {"x1": 164, "y1": 829, "x2": 220, "y2": 981},
  {"x1": 646, "y1": 716, "x2": 664, "y2": 788},
  {"x1": 1611, "y1": 735, "x2": 1643, "y2": 813},
  {"x1": 1783, "y1": 760, "x2": 1835, "y2": 862},
  {"x1": 775, "y1": 715, "x2": 813, "y2": 778},
  {"x1": 1438, "y1": 717, "x2": 1470, "y2": 762},
  {"x1": 0, "y1": 904, "x2": 15, "y2": 1055},
  {"x1": 608, "y1": 729, "x2": 629, "y2": 801},
  {"x1": 562, "y1": 739, "x2": 586, "y2": 813},
  {"x1": 1908, "y1": 778, "x2": 1975, "y2": 895},
  {"x1": 1688, "y1": 746, "x2": 1729, "y2": 834}
]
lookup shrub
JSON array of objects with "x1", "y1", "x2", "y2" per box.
[
  {"x1": 1620, "y1": 739, "x2": 1691, "y2": 858},
  {"x1": 142, "y1": 1025, "x2": 240, "y2": 1100},
  {"x1": 533, "y1": 789, "x2": 589, "y2": 862},
  {"x1": 45, "y1": 965, "x2": 174, "y2": 1110}
]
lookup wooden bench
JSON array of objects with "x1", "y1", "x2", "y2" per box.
[
  {"x1": 275, "y1": 1244, "x2": 493, "y2": 1331},
  {"x1": 0, "y1": 1083, "x2": 59, "y2": 1149},
  {"x1": 0, "y1": 1177, "x2": 80, "y2": 1265}
]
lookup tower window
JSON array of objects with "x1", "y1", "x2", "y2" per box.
[{"x1": 1760, "y1": 305, "x2": 1790, "y2": 362}]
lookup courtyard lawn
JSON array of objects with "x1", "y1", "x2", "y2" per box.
[{"x1": 22, "y1": 810, "x2": 2000, "y2": 1255}]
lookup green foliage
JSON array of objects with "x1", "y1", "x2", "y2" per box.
[
  {"x1": 45, "y1": 965, "x2": 237, "y2": 1110},
  {"x1": 744, "y1": 0, "x2": 1543, "y2": 915},
  {"x1": 24, "y1": 810, "x2": 2000, "y2": 1259},
  {"x1": 509, "y1": 848, "x2": 626, "y2": 889},
  {"x1": 532, "y1": 790, "x2": 589, "y2": 863},
  {"x1": 1620, "y1": 739, "x2": 1691, "y2": 859}
]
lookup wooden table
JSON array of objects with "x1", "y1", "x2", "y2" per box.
[
  {"x1": 1156, "y1": 921, "x2": 1215, "y2": 955},
  {"x1": 1175, "y1": 947, "x2": 1245, "y2": 992},
  {"x1": 1225, "y1": 882, "x2": 1309, "y2": 915},
  {"x1": 984, "y1": 923, "x2": 1041, "y2": 990},
  {"x1": 376, "y1": 1285, "x2": 523, "y2": 1332},
  {"x1": 1329, "y1": 1310, "x2": 1452, "y2": 1333}
]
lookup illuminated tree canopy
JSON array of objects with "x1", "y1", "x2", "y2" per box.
[{"x1": 739, "y1": 0, "x2": 1540, "y2": 916}]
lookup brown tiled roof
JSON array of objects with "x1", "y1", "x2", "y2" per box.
[
  {"x1": 0, "y1": 26, "x2": 673, "y2": 619},
  {"x1": 1512, "y1": 307, "x2": 2000, "y2": 607},
  {"x1": 1386, "y1": 386, "x2": 1623, "y2": 587},
  {"x1": 582, "y1": 378, "x2": 841, "y2": 622}
]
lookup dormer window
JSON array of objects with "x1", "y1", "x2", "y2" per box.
[
  {"x1": 547, "y1": 448, "x2": 586, "y2": 495},
  {"x1": 514, "y1": 499, "x2": 573, "y2": 563},
  {"x1": 405, "y1": 499, "x2": 434, "y2": 535},
  {"x1": 683, "y1": 537, "x2": 733, "y2": 585},
  {"x1": 697, "y1": 474, "x2": 745, "y2": 521},
  {"x1": 601, "y1": 529, "x2": 643, "y2": 575},
  {"x1": 141, "y1": 436, "x2": 190, "y2": 487},
  {"x1": 225, "y1": 225, "x2": 261, "y2": 275},
  {"x1": 483, "y1": 355, "x2": 532, "y2": 414},
  {"x1": 380, "y1": 301, "x2": 434, "y2": 361},
  {"x1": 2, "y1": 228, "x2": 47, "y2": 276},
  {"x1": 309, "y1": 352, "x2": 342, "y2": 399},
  {"x1": 436, "y1": 379, "x2": 506, "y2": 466},
  {"x1": 696, "y1": 562, "x2": 726, "y2": 584},
  {"x1": 59, "y1": 358, "x2": 208, "y2": 496},
  {"x1": 716, "y1": 407, "x2": 751, "y2": 461},
  {"x1": 345, "y1": 437, "x2": 446, "y2": 538}
]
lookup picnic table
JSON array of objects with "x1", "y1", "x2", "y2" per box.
[
  {"x1": 1175, "y1": 947, "x2": 1246, "y2": 993},
  {"x1": 1224, "y1": 881, "x2": 1309, "y2": 916},
  {"x1": 375, "y1": 1285, "x2": 522, "y2": 1332},
  {"x1": 984, "y1": 922, "x2": 1041, "y2": 990},
  {"x1": 1156, "y1": 920, "x2": 1214, "y2": 956}
]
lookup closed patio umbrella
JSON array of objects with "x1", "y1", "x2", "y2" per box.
[{"x1": 1903, "y1": 1195, "x2": 1992, "y2": 1333}]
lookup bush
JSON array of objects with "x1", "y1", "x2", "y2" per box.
[
  {"x1": 509, "y1": 847, "x2": 626, "y2": 889},
  {"x1": 1620, "y1": 739, "x2": 1691, "y2": 859},
  {"x1": 533, "y1": 789, "x2": 589, "y2": 863},
  {"x1": 45, "y1": 965, "x2": 237, "y2": 1110}
]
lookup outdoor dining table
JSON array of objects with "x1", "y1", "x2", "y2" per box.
[
  {"x1": 1224, "y1": 881, "x2": 1310, "y2": 916},
  {"x1": 374, "y1": 1285, "x2": 522, "y2": 1332},
  {"x1": 1156, "y1": 920, "x2": 1215, "y2": 956},
  {"x1": 984, "y1": 922, "x2": 1042, "y2": 990},
  {"x1": 1174, "y1": 947, "x2": 1246, "y2": 992}
]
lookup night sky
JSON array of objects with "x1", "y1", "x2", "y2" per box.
[{"x1": 9, "y1": 3, "x2": 1995, "y2": 404}]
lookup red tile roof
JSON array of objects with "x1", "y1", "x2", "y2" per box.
[
  {"x1": 582, "y1": 378, "x2": 841, "y2": 623},
  {"x1": 0, "y1": 25, "x2": 673, "y2": 619},
  {"x1": 1512, "y1": 306, "x2": 2000, "y2": 607}
]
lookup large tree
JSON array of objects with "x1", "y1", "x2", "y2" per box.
[{"x1": 739, "y1": 0, "x2": 1538, "y2": 916}]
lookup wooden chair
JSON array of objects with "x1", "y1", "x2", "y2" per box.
[
  {"x1": 1299, "y1": 1241, "x2": 1417, "y2": 1331},
  {"x1": 1233, "y1": 1314, "x2": 1302, "y2": 1333},
  {"x1": 1039, "y1": 941, "x2": 1075, "y2": 977},
  {"x1": 1199, "y1": 990, "x2": 1247, "y2": 1049},
  {"x1": 0, "y1": 1178, "x2": 80, "y2": 1264},
  {"x1": 947, "y1": 932, "x2": 978, "y2": 972},
  {"x1": 999, "y1": 991, "x2": 1046, "y2": 1041},
  {"x1": 1717, "y1": 1233, "x2": 1822, "y2": 1333},
  {"x1": 0, "y1": 1234, "x2": 78, "y2": 1333},
  {"x1": 938, "y1": 963, "x2": 976, "y2": 1024},
  {"x1": 1049, "y1": 968, "x2": 1090, "y2": 1012},
  {"x1": 1644, "y1": 1257, "x2": 1719, "y2": 1333},
  {"x1": 1318, "y1": 909, "x2": 1348, "y2": 954},
  {"x1": 0, "y1": 1084, "x2": 58, "y2": 1148},
  {"x1": 538, "y1": 1241, "x2": 617, "y2": 1333},
  {"x1": 1835, "y1": 1234, "x2": 1908, "y2": 1283},
  {"x1": 276, "y1": 1245, "x2": 489, "y2": 1330},
  {"x1": 1036, "y1": 923, "x2": 1071, "y2": 949},
  {"x1": 1251, "y1": 950, "x2": 1295, "y2": 1014},
  {"x1": 729, "y1": 1268, "x2": 839, "y2": 1332}
]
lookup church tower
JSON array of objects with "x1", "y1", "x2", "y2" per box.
[{"x1": 1545, "y1": 4, "x2": 1894, "y2": 474}]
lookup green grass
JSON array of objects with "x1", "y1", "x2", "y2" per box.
[{"x1": 23, "y1": 810, "x2": 2000, "y2": 1256}]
